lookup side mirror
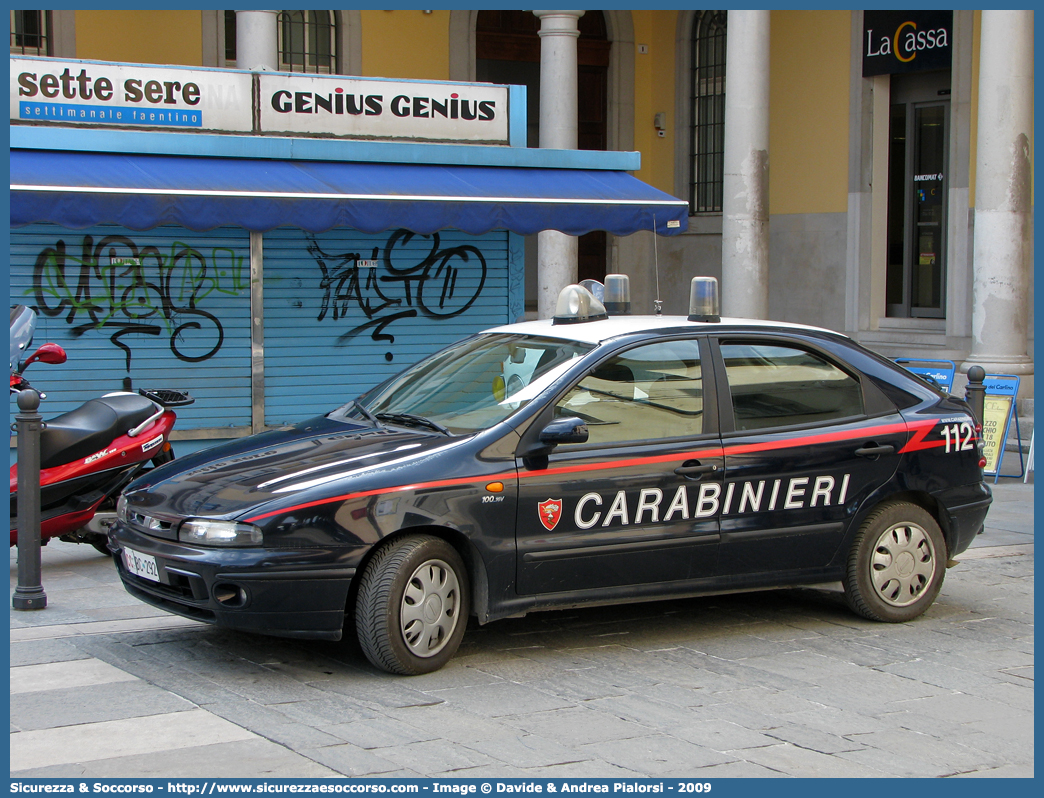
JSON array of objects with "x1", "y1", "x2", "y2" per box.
[
  {"x1": 22, "y1": 342, "x2": 67, "y2": 368},
  {"x1": 539, "y1": 416, "x2": 589, "y2": 446}
]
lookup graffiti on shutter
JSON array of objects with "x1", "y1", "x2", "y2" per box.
[
  {"x1": 310, "y1": 229, "x2": 489, "y2": 355},
  {"x1": 263, "y1": 227, "x2": 517, "y2": 425},
  {"x1": 11, "y1": 224, "x2": 251, "y2": 430},
  {"x1": 28, "y1": 231, "x2": 247, "y2": 371}
]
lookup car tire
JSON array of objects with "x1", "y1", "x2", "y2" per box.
[
  {"x1": 355, "y1": 535, "x2": 469, "y2": 675},
  {"x1": 844, "y1": 501, "x2": 947, "y2": 623}
]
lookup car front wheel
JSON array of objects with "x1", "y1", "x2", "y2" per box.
[
  {"x1": 355, "y1": 535, "x2": 469, "y2": 675},
  {"x1": 844, "y1": 501, "x2": 946, "y2": 623}
]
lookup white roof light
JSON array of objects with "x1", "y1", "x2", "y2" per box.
[
  {"x1": 688, "y1": 276, "x2": 720, "y2": 323},
  {"x1": 603, "y1": 274, "x2": 631, "y2": 315},
  {"x1": 553, "y1": 284, "x2": 609, "y2": 325},
  {"x1": 579, "y1": 279, "x2": 605, "y2": 303}
]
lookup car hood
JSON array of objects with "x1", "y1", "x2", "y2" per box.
[{"x1": 124, "y1": 417, "x2": 469, "y2": 521}]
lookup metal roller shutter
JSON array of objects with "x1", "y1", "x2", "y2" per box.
[
  {"x1": 9, "y1": 224, "x2": 252, "y2": 433},
  {"x1": 262, "y1": 227, "x2": 519, "y2": 426}
]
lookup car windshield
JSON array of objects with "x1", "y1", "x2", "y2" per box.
[{"x1": 343, "y1": 334, "x2": 593, "y2": 435}]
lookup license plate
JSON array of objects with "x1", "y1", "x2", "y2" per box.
[{"x1": 123, "y1": 547, "x2": 160, "y2": 582}]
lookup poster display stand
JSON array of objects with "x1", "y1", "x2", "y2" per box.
[
  {"x1": 980, "y1": 374, "x2": 1023, "y2": 482},
  {"x1": 894, "y1": 358, "x2": 956, "y2": 392},
  {"x1": 1024, "y1": 430, "x2": 1034, "y2": 483}
]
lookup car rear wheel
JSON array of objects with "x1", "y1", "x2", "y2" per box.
[
  {"x1": 844, "y1": 501, "x2": 946, "y2": 623},
  {"x1": 355, "y1": 535, "x2": 469, "y2": 675}
]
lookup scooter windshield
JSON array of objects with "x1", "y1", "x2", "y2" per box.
[{"x1": 10, "y1": 304, "x2": 36, "y2": 375}]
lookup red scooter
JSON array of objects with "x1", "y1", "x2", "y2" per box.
[{"x1": 10, "y1": 305, "x2": 193, "y2": 555}]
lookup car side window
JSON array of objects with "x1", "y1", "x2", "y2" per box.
[
  {"x1": 720, "y1": 341, "x2": 863, "y2": 431},
  {"x1": 555, "y1": 339, "x2": 704, "y2": 446}
]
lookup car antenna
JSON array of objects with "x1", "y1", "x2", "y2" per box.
[{"x1": 652, "y1": 213, "x2": 662, "y2": 316}]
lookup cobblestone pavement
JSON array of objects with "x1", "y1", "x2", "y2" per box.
[{"x1": 10, "y1": 482, "x2": 1034, "y2": 778}]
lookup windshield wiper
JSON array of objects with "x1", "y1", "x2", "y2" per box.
[
  {"x1": 352, "y1": 400, "x2": 384, "y2": 429},
  {"x1": 375, "y1": 412, "x2": 451, "y2": 436}
]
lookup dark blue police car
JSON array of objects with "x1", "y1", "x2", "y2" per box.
[{"x1": 111, "y1": 277, "x2": 992, "y2": 674}]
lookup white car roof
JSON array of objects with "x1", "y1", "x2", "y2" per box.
[{"x1": 483, "y1": 315, "x2": 842, "y2": 346}]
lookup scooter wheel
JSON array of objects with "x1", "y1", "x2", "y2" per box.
[
  {"x1": 151, "y1": 447, "x2": 175, "y2": 467},
  {"x1": 90, "y1": 536, "x2": 113, "y2": 557}
]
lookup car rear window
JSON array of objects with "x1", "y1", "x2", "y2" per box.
[{"x1": 721, "y1": 341, "x2": 864, "y2": 430}]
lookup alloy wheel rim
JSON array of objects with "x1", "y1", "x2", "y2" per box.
[
  {"x1": 869, "y1": 522, "x2": 936, "y2": 607},
  {"x1": 400, "y1": 558, "x2": 460, "y2": 657}
]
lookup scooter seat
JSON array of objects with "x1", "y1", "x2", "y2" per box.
[{"x1": 39, "y1": 394, "x2": 158, "y2": 470}]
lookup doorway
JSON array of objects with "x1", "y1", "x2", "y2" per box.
[
  {"x1": 476, "y1": 11, "x2": 611, "y2": 308},
  {"x1": 886, "y1": 70, "x2": 951, "y2": 318}
]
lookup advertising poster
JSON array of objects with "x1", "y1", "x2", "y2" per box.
[
  {"x1": 980, "y1": 394, "x2": 1012, "y2": 474},
  {"x1": 979, "y1": 374, "x2": 1020, "y2": 476},
  {"x1": 11, "y1": 57, "x2": 253, "y2": 132},
  {"x1": 258, "y1": 74, "x2": 510, "y2": 142}
]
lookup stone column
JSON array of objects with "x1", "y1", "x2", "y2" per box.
[
  {"x1": 964, "y1": 10, "x2": 1034, "y2": 380},
  {"x1": 720, "y1": 10, "x2": 770, "y2": 319},
  {"x1": 533, "y1": 10, "x2": 584, "y2": 319},
  {"x1": 236, "y1": 10, "x2": 279, "y2": 71}
]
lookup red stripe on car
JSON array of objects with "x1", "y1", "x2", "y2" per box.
[{"x1": 244, "y1": 417, "x2": 938, "y2": 523}]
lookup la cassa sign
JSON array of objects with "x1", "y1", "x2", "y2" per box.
[{"x1": 862, "y1": 11, "x2": 953, "y2": 77}]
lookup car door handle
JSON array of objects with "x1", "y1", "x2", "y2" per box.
[
  {"x1": 855, "y1": 444, "x2": 895, "y2": 458},
  {"x1": 675, "y1": 462, "x2": 719, "y2": 477}
]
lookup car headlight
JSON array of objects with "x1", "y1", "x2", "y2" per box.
[
  {"x1": 116, "y1": 494, "x2": 128, "y2": 523},
  {"x1": 178, "y1": 519, "x2": 263, "y2": 547}
]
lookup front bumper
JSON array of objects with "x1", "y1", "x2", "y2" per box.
[{"x1": 110, "y1": 523, "x2": 356, "y2": 640}]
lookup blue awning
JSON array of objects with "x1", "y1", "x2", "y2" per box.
[{"x1": 10, "y1": 149, "x2": 688, "y2": 236}]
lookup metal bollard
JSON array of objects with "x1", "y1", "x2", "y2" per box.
[
  {"x1": 13, "y1": 388, "x2": 47, "y2": 610},
  {"x1": 964, "y1": 365, "x2": 986, "y2": 429}
]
